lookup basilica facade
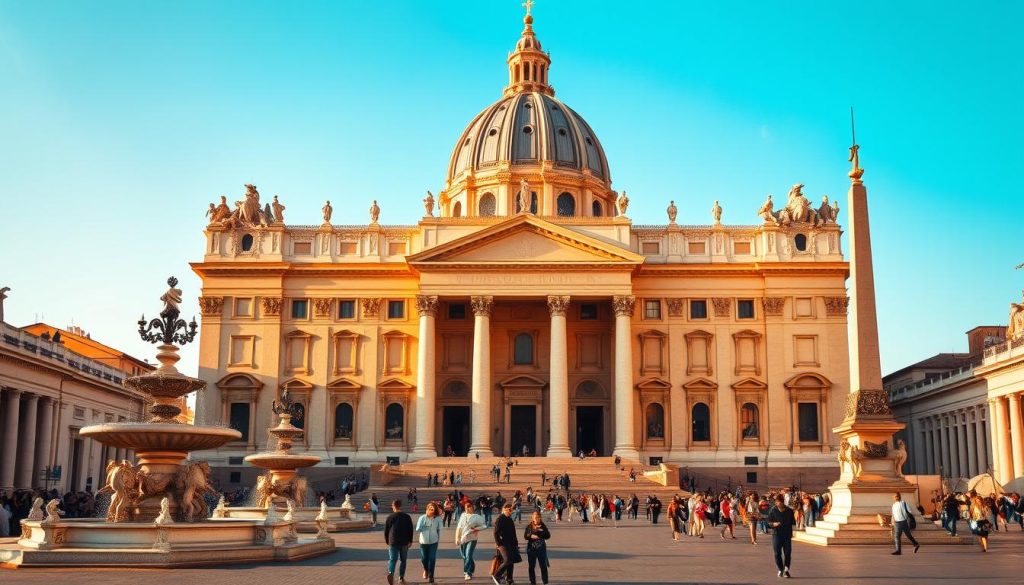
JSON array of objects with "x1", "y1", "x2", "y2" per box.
[{"x1": 192, "y1": 12, "x2": 851, "y2": 483}]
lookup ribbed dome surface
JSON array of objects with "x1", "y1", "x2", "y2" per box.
[{"x1": 447, "y1": 91, "x2": 610, "y2": 183}]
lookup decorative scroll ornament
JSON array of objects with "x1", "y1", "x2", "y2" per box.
[
  {"x1": 471, "y1": 295, "x2": 495, "y2": 317},
  {"x1": 612, "y1": 295, "x2": 636, "y2": 317},
  {"x1": 361, "y1": 298, "x2": 382, "y2": 318},
  {"x1": 138, "y1": 277, "x2": 198, "y2": 346},
  {"x1": 844, "y1": 389, "x2": 892, "y2": 420},
  {"x1": 415, "y1": 295, "x2": 440, "y2": 317},
  {"x1": 546, "y1": 295, "x2": 571, "y2": 316},
  {"x1": 711, "y1": 297, "x2": 731, "y2": 318},
  {"x1": 824, "y1": 296, "x2": 850, "y2": 316},
  {"x1": 198, "y1": 296, "x2": 224, "y2": 317},
  {"x1": 666, "y1": 298, "x2": 684, "y2": 317},
  {"x1": 761, "y1": 297, "x2": 785, "y2": 316},
  {"x1": 261, "y1": 297, "x2": 283, "y2": 317},
  {"x1": 313, "y1": 298, "x2": 334, "y2": 318}
]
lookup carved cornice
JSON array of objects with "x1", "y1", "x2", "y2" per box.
[
  {"x1": 313, "y1": 298, "x2": 334, "y2": 318},
  {"x1": 415, "y1": 295, "x2": 439, "y2": 317},
  {"x1": 261, "y1": 297, "x2": 283, "y2": 317},
  {"x1": 198, "y1": 296, "x2": 224, "y2": 317},
  {"x1": 761, "y1": 296, "x2": 785, "y2": 316},
  {"x1": 546, "y1": 295, "x2": 571, "y2": 317},
  {"x1": 612, "y1": 295, "x2": 636, "y2": 317},
  {"x1": 666, "y1": 298, "x2": 684, "y2": 317},
  {"x1": 824, "y1": 296, "x2": 850, "y2": 316},
  {"x1": 711, "y1": 297, "x2": 731, "y2": 318},
  {"x1": 470, "y1": 295, "x2": 494, "y2": 317},
  {"x1": 361, "y1": 298, "x2": 382, "y2": 318}
]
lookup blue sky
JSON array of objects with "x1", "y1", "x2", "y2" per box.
[{"x1": 1, "y1": 0, "x2": 1021, "y2": 376}]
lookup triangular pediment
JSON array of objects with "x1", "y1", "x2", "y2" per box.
[
  {"x1": 378, "y1": 377, "x2": 415, "y2": 390},
  {"x1": 636, "y1": 377, "x2": 672, "y2": 390},
  {"x1": 280, "y1": 377, "x2": 314, "y2": 390},
  {"x1": 682, "y1": 377, "x2": 718, "y2": 391},
  {"x1": 731, "y1": 377, "x2": 768, "y2": 391},
  {"x1": 498, "y1": 374, "x2": 548, "y2": 389},
  {"x1": 408, "y1": 215, "x2": 644, "y2": 266},
  {"x1": 327, "y1": 377, "x2": 362, "y2": 390}
]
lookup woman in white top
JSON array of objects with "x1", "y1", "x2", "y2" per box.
[
  {"x1": 454, "y1": 501, "x2": 486, "y2": 581},
  {"x1": 588, "y1": 494, "x2": 601, "y2": 523},
  {"x1": 416, "y1": 502, "x2": 443, "y2": 583}
]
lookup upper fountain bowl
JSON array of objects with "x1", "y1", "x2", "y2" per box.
[{"x1": 80, "y1": 423, "x2": 241, "y2": 451}]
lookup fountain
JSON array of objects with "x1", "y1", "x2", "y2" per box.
[
  {"x1": 1, "y1": 277, "x2": 335, "y2": 568},
  {"x1": 209, "y1": 389, "x2": 371, "y2": 532}
]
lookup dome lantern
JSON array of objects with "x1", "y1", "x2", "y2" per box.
[{"x1": 504, "y1": 1, "x2": 553, "y2": 97}]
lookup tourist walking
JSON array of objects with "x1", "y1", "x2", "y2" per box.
[
  {"x1": 524, "y1": 511, "x2": 551, "y2": 584},
  {"x1": 969, "y1": 494, "x2": 992, "y2": 552},
  {"x1": 943, "y1": 493, "x2": 960, "y2": 537},
  {"x1": 416, "y1": 502, "x2": 443, "y2": 583},
  {"x1": 721, "y1": 494, "x2": 736, "y2": 539},
  {"x1": 667, "y1": 497, "x2": 681, "y2": 540},
  {"x1": 385, "y1": 499, "x2": 414, "y2": 585},
  {"x1": 767, "y1": 494, "x2": 795, "y2": 578},
  {"x1": 649, "y1": 495, "x2": 662, "y2": 524},
  {"x1": 745, "y1": 493, "x2": 760, "y2": 545},
  {"x1": 890, "y1": 493, "x2": 920, "y2": 555},
  {"x1": 443, "y1": 496, "x2": 456, "y2": 527},
  {"x1": 369, "y1": 493, "x2": 380, "y2": 526},
  {"x1": 493, "y1": 503, "x2": 521, "y2": 585},
  {"x1": 455, "y1": 501, "x2": 486, "y2": 580}
]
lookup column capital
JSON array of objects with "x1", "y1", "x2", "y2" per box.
[
  {"x1": 470, "y1": 296, "x2": 494, "y2": 317},
  {"x1": 612, "y1": 295, "x2": 636, "y2": 317},
  {"x1": 546, "y1": 295, "x2": 570, "y2": 317},
  {"x1": 3, "y1": 387, "x2": 22, "y2": 399},
  {"x1": 415, "y1": 295, "x2": 440, "y2": 317},
  {"x1": 1009, "y1": 393, "x2": 1022, "y2": 405}
]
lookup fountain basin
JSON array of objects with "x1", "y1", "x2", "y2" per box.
[
  {"x1": 213, "y1": 506, "x2": 372, "y2": 533},
  {"x1": 80, "y1": 423, "x2": 241, "y2": 452},
  {"x1": 2, "y1": 518, "x2": 335, "y2": 568},
  {"x1": 244, "y1": 453, "x2": 321, "y2": 470}
]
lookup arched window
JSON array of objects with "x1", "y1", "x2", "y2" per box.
[
  {"x1": 513, "y1": 333, "x2": 534, "y2": 365},
  {"x1": 515, "y1": 192, "x2": 538, "y2": 214},
  {"x1": 515, "y1": 64, "x2": 520, "y2": 83},
  {"x1": 479, "y1": 193, "x2": 496, "y2": 217},
  {"x1": 335, "y1": 403, "x2": 354, "y2": 439},
  {"x1": 646, "y1": 403, "x2": 665, "y2": 439},
  {"x1": 592, "y1": 200, "x2": 602, "y2": 217},
  {"x1": 691, "y1": 403, "x2": 710, "y2": 442},
  {"x1": 385, "y1": 403, "x2": 404, "y2": 440},
  {"x1": 741, "y1": 403, "x2": 759, "y2": 439},
  {"x1": 556, "y1": 192, "x2": 576, "y2": 217},
  {"x1": 452, "y1": 201, "x2": 462, "y2": 218},
  {"x1": 241, "y1": 234, "x2": 254, "y2": 252},
  {"x1": 524, "y1": 63, "x2": 530, "y2": 81}
]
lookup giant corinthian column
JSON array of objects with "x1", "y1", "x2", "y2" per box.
[
  {"x1": 612, "y1": 295, "x2": 639, "y2": 460},
  {"x1": 469, "y1": 296, "x2": 494, "y2": 457},
  {"x1": 412, "y1": 295, "x2": 439, "y2": 459},
  {"x1": 546, "y1": 295, "x2": 571, "y2": 457}
]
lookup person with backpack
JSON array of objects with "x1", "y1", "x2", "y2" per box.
[{"x1": 890, "y1": 493, "x2": 920, "y2": 555}]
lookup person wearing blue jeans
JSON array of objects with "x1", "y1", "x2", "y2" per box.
[
  {"x1": 455, "y1": 502, "x2": 486, "y2": 580},
  {"x1": 385, "y1": 499, "x2": 414, "y2": 585},
  {"x1": 416, "y1": 502, "x2": 443, "y2": 584}
]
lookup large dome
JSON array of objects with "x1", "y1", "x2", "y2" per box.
[
  {"x1": 446, "y1": 91, "x2": 610, "y2": 182},
  {"x1": 437, "y1": 12, "x2": 616, "y2": 219}
]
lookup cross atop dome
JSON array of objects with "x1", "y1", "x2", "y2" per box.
[{"x1": 505, "y1": 0, "x2": 553, "y2": 97}]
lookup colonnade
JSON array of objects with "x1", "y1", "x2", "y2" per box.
[
  {"x1": 0, "y1": 388, "x2": 58, "y2": 489},
  {"x1": 915, "y1": 404, "x2": 989, "y2": 479},
  {"x1": 411, "y1": 294, "x2": 638, "y2": 459},
  {"x1": 989, "y1": 393, "x2": 1024, "y2": 484}
]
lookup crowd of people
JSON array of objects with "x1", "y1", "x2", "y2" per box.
[
  {"x1": 0, "y1": 488, "x2": 99, "y2": 536},
  {"x1": 929, "y1": 490, "x2": 1023, "y2": 552}
]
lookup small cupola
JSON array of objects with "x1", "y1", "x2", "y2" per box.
[{"x1": 504, "y1": 1, "x2": 553, "y2": 97}]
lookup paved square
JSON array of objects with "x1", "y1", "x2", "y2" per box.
[{"x1": 3, "y1": 518, "x2": 1022, "y2": 584}]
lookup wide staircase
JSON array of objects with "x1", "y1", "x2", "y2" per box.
[{"x1": 350, "y1": 456, "x2": 685, "y2": 509}]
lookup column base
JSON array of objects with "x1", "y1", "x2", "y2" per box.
[
  {"x1": 613, "y1": 447, "x2": 640, "y2": 461},
  {"x1": 409, "y1": 447, "x2": 438, "y2": 461},
  {"x1": 468, "y1": 446, "x2": 494, "y2": 458},
  {"x1": 545, "y1": 446, "x2": 572, "y2": 458}
]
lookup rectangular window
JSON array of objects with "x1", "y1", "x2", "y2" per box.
[
  {"x1": 291, "y1": 299, "x2": 308, "y2": 319},
  {"x1": 388, "y1": 241, "x2": 407, "y2": 256},
  {"x1": 744, "y1": 456, "x2": 759, "y2": 466},
  {"x1": 579, "y1": 303, "x2": 598, "y2": 320},
  {"x1": 293, "y1": 241, "x2": 312, "y2": 255},
  {"x1": 228, "y1": 403, "x2": 250, "y2": 442},
  {"x1": 734, "y1": 241, "x2": 751, "y2": 255},
  {"x1": 641, "y1": 242, "x2": 660, "y2": 255},
  {"x1": 228, "y1": 457, "x2": 244, "y2": 465},
  {"x1": 737, "y1": 299, "x2": 755, "y2": 319},
  {"x1": 798, "y1": 403, "x2": 820, "y2": 442},
  {"x1": 338, "y1": 299, "x2": 356, "y2": 319},
  {"x1": 234, "y1": 297, "x2": 253, "y2": 317},
  {"x1": 447, "y1": 303, "x2": 466, "y2": 320},
  {"x1": 746, "y1": 471, "x2": 758, "y2": 484},
  {"x1": 688, "y1": 241, "x2": 706, "y2": 255},
  {"x1": 387, "y1": 300, "x2": 405, "y2": 319},
  {"x1": 644, "y1": 300, "x2": 662, "y2": 320},
  {"x1": 339, "y1": 241, "x2": 358, "y2": 255},
  {"x1": 334, "y1": 456, "x2": 350, "y2": 466},
  {"x1": 690, "y1": 299, "x2": 708, "y2": 319}
]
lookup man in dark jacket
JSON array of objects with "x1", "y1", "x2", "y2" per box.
[
  {"x1": 767, "y1": 494, "x2": 796, "y2": 578},
  {"x1": 385, "y1": 499, "x2": 414, "y2": 585},
  {"x1": 492, "y1": 503, "x2": 519, "y2": 585}
]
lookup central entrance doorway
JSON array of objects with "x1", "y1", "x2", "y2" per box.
[
  {"x1": 575, "y1": 406, "x2": 604, "y2": 455},
  {"x1": 442, "y1": 406, "x2": 471, "y2": 456},
  {"x1": 510, "y1": 405, "x2": 537, "y2": 456}
]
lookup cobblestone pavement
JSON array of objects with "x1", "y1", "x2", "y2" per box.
[{"x1": 3, "y1": 519, "x2": 1023, "y2": 585}]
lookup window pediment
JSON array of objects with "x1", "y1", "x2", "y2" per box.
[
  {"x1": 731, "y1": 377, "x2": 768, "y2": 391},
  {"x1": 280, "y1": 377, "x2": 314, "y2": 391},
  {"x1": 327, "y1": 377, "x2": 362, "y2": 391},
  {"x1": 635, "y1": 377, "x2": 672, "y2": 391},
  {"x1": 783, "y1": 372, "x2": 832, "y2": 389},
  {"x1": 378, "y1": 377, "x2": 415, "y2": 391},
  {"x1": 682, "y1": 377, "x2": 718, "y2": 391},
  {"x1": 498, "y1": 374, "x2": 548, "y2": 389},
  {"x1": 216, "y1": 372, "x2": 263, "y2": 391}
]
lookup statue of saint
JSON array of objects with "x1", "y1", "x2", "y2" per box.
[
  {"x1": 369, "y1": 200, "x2": 381, "y2": 224},
  {"x1": 817, "y1": 195, "x2": 834, "y2": 223},
  {"x1": 616, "y1": 191, "x2": 629, "y2": 216},
  {"x1": 711, "y1": 200, "x2": 723, "y2": 224},
  {"x1": 758, "y1": 194, "x2": 776, "y2": 224},
  {"x1": 272, "y1": 195, "x2": 286, "y2": 224},
  {"x1": 238, "y1": 184, "x2": 262, "y2": 226},
  {"x1": 322, "y1": 200, "x2": 333, "y2": 224},
  {"x1": 262, "y1": 203, "x2": 273, "y2": 225},
  {"x1": 1008, "y1": 293, "x2": 1024, "y2": 340},
  {"x1": 831, "y1": 198, "x2": 840, "y2": 222},
  {"x1": 212, "y1": 195, "x2": 231, "y2": 224},
  {"x1": 205, "y1": 203, "x2": 217, "y2": 224},
  {"x1": 518, "y1": 178, "x2": 531, "y2": 213},
  {"x1": 666, "y1": 200, "x2": 678, "y2": 224},
  {"x1": 424, "y1": 191, "x2": 435, "y2": 217}
]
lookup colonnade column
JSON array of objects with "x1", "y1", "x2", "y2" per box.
[
  {"x1": 0, "y1": 388, "x2": 21, "y2": 487},
  {"x1": 993, "y1": 397, "x2": 1013, "y2": 484},
  {"x1": 34, "y1": 397, "x2": 54, "y2": 479},
  {"x1": 412, "y1": 295, "x2": 439, "y2": 459},
  {"x1": 922, "y1": 420, "x2": 934, "y2": 474},
  {"x1": 939, "y1": 414, "x2": 950, "y2": 477},
  {"x1": 974, "y1": 406, "x2": 989, "y2": 474},
  {"x1": 966, "y1": 410, "x2": 979, "y2": 477},
  {"x1": 469, "y1": 296, "x2": 494, "y2": 457},
  {"x1": 1008, "y1": 393, "x2": 1024, "y2": 480},
  {"x1": 546, "y1": 296, "x2": 571, "y2": 457},
  {"x1": 956, "y1": 413, "x2": 968, "y2": 478},
  {"x1": 612, "y1": 295, "x2": 639, "y2": 460},
  {"x1": 15, "y1": 393, "x2": 39, "y2": 488}
]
